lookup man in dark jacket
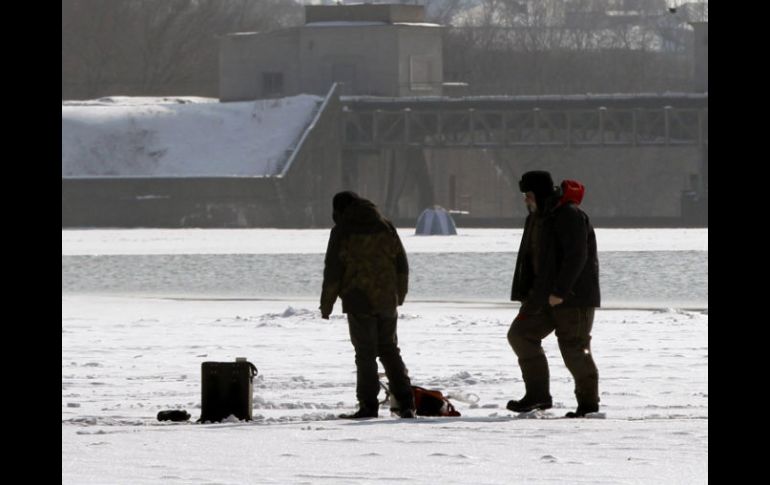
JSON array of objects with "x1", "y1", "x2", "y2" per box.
[
  {"x1": 320, "y1": 191, "x2": 416, "y2": 419},
  {"x1": 507, "y1": 171, "x2": 601, "y2": 418}
]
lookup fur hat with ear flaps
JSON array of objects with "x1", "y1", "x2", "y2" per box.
[{"x1": 518, "y1": 171, "x2": 555, "y2": 211}]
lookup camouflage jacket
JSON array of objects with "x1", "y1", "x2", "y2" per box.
[{"x1": 320, "y1": 200, "x2": 408, "y2": 315}]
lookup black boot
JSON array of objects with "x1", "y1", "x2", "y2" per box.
[
  {"x1": 565, "y1": 402, "x2": 599, "y2": 418},
  {"x1": 339, "y1": 402, "x2": 378, "y2": 419},
  {"x1": 508, "y1": 355, "x2": 552, "y2": 412},
  {"x1": 506, "y1": 395, "x2": 553, "y2": 412},
  {"x1": 505, "y1": 355, "x2": 553, "y2": 413},
  {"x1": 398, "y1": 408, "x2": 416, "y2": 419},
  {"x1": 506, "y1": 379, "x2": 552, "y2": 413}
]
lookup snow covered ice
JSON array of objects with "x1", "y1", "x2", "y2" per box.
[{"x1": 62, "y1": 228, "x2": 707, "y2": 484}]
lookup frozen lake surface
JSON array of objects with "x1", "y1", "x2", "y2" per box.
[{"x1": 62, "y1": 229, "x2": 707, "y2": 484}]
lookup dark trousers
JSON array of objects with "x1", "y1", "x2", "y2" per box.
[
  {"x1": 347, "y1": 310, "x2": 414, "y2": 410},
  {"x1": 507, "y1": 306, "x2": 599, "y2": 405}
]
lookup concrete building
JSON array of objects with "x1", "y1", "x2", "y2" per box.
[
  {"x1": 219, "y1": 3, "x2": 443, "y2": 101},
  {"x1": 62, "y1": 4, "x2": 707, "y2": 228}
]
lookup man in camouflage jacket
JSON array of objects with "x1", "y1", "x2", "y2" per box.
[{"x1": 320, "y1": 191, "x2": 415, "y2": 419}]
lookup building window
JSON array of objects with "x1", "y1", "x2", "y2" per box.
[
  {"x1": 262, "y1": 72, "x2": 284, "y2": 97},
  {"x1": 410, "y1": 56, "x2": 433, "y2": 91}
]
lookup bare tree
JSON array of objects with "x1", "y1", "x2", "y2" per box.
[
  {"x1": 62, "y1": 0, "x2": 303, "y2": 99},
  {"x1": 62, "y1": 0, "x2": 705, "y2": 99},
  {"x1": 423, "y1": 0, "x2": 468, "y2": 24},
  {"x1": 442, "y1": 0, "x2": 700, "y2": 95},
  {"x1": 62, "y1": 0, "x2": 131, "y2": 98}
]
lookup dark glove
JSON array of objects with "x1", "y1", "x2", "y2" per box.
[{"x1": 319, "y1": 304, "x2": 331, "y2": 320}]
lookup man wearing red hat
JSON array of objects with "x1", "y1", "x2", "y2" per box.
[{"x1": 507, "y1": 171, "x2": 602, "y2": 418}]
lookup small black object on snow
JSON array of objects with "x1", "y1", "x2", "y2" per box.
[{"x1": 157, "y1": 409, "x2": 191, "y2": 422}]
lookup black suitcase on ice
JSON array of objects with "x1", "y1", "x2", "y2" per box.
[{"x1": 199, "y1": 358, "x2": 258, "y2": 423}]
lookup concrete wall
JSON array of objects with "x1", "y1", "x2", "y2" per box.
[
  {"x1": 345, "y1": 149, "x2": 512, "y2": 221},
  {"x1": 220, "y1": 24, "x2": 442, "y2": 100},
  {"x1": 219, "y1": 30, "x2": 301, "y2": 102},
  {"x1": 343, "y1": 145, "x2": 704, "y2": 225},
  {"x1": 61, "y1": 177, "x2": 284, "y2": 227},
  {"x1": 299, "y1": 27, "x2": 399, "y2": 96},
  {"x1": 397, "y1": 27, "x2": 443, "y2": 97},
  {"x1": 425, "y1": 146, "x2": 702, "y2": 220},
  {"x1": 426, "y1": 148, "x2": 518, "y2": 219},
  {"x1": 340, "y1": 147, "x2": 432, "y2": 221},
  {"x1": 279, "y1": 85, "x2": 344, "y2": 227},
  {"x1": 64, "y1": 143, "x2": 703, "y2": 228}
]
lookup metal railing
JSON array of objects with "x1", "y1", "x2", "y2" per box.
[{"x1": 341, "y1": 94, "x2": 707, "y2": 148}]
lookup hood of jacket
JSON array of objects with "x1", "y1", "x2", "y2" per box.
[
  {"x1": 339, "y1": 199, "x2": 389, "y2": 233},
  {"x1": 559, "y1": 179, "x2": 585, "y2": 205},
  {"x1": 537, "y1": 179, "x2": 585, "y2": 215}
]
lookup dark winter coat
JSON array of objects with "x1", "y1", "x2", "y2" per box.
[
  {"x1": 511, "y1": 182, "x2": 600, "y2": 309},
  {"x1": 320, "y1": 199, "x2": 408, "y2": 315}
]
